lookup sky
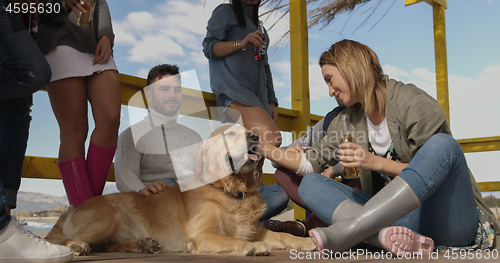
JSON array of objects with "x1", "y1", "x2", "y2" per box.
[{"x1": 17, "y1": 0, "x2": 500, "y2": 198}]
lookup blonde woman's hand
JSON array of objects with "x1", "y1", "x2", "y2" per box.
[
  {"x1": 321, "y1": 167, "x2": 336, "y2": 178},
  {"x1": 241, "y1": 30, "x2": 265, "y2": 49},
  {"x1": 93, "y1": 36, "x2": 112, "y2": 64},
  {"x1": 338, "y1": 142, "x2": 376, "y2": 171},
  {"x1": 269, "y1": 103, "x2": 278, "y2": 122}
]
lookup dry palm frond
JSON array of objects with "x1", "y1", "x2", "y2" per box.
[
  {"x1": 262, "y1": 0, "x2": 394, "y2": 33},
  {"x1": 307, "y1": 0, "x2": 372, "y2": 28}
]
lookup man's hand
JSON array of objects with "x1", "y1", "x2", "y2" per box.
[{"x1": 137, "y1": 181, "x2": 169, "y2": 197}]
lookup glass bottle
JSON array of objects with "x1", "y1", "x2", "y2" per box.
[
  {"x1": 77, "y1": 0, "x2": 96, "y2": 27},
  {"x1": 254, "y1": 21, "x2": 266, "y2": 61},
  {"x1": 340, "y1": 114, "x2": 359, "y2": 179}
]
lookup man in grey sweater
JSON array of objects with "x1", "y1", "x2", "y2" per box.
[
  {"x1": 115, "y1": 64, "x2": 288, "y2": 222},
  {"x1": 115, "y1": 64, "x2": 203, "y2": 197}
]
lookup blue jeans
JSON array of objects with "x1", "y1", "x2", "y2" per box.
[
  {"x1": 259, "y1": 184, "x2": 289, "y2": 221},
  {"x1": 0, "y1": 0, "x2": 51, "y2": 231},
  {"x1": 298, "y1": 134, "x2": 478, "y2": 247}
]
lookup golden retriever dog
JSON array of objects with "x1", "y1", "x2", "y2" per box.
[{"x1": 45, "y1": 125, "x2": 315, "y2": 256}]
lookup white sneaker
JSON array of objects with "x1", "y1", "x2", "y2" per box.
[{"x1": 0, "y1": 216, "x2": 73, "y2": 263}]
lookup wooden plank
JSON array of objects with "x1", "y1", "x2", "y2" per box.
[
  {"x1": 432, "y1": 4, "x2": 450, "y2": 125},
  {"x1": 405, "y1": 0, "x2": 447, "y2": 9},
  {"x1": 458, "y1": 136, "x2": 500, "y2": 153},
  {"x1": 21, "y1": 156, "x2": 116, "y2": 182},
  {"x1": 477, "y1": 182, "x2": 500, "y2": 192},
  {"x1": 404, "y1": 0, "x2": 425, "y2": 6},
  {"x1": 289, "y1": 0, "x2": 309, "y2": 222}
]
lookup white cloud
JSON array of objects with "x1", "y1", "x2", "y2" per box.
[
  {"x1": 271, "y1": 60, "x2": 291, "y2": 75},
  {"x1": 382, "y1": 64, "x2": 410, "y2": 78},
  {"x1": 128, "y1": 35, "x2": 184, "y2": 63},
  {"x1": 273, "y1": 80, "x2": 286, "y2": 89},
  {"x1": 411, "y1": 67, "x2": 435, "y2": 83},
  {"x1": 381, "y1": 64, "x2": 500, "y2": 139},
  {"x1": 135, "y1": 68, "x2": 150, "y2": 79},
  {"x1": 113, "y1": 0, "x2": 219, "y2": 67},
  {"x1": 309, "y1": 60, "x2": 329, "y2": 101}
]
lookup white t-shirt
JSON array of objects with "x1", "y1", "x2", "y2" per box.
[{"x1": 366, "y1": 116, "x2": 392, "y2": 156}]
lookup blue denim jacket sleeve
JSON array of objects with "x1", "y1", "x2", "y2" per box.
[
  {"x1": 265, "y1": 62, "x2": 278, "y2": 106},
  {"x1": 202, "y1": 5, "x2": 231, "y2": 59}
]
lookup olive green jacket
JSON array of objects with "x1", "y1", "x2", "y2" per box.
[{"x1": 307, "y1": 76, "x2": 499, "y2": 248}]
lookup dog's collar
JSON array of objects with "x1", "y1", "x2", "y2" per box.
[{"x1": 208, "y1": 183, "x2": 244, "y2": 199}]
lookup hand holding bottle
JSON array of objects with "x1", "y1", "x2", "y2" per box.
[
  {"x1": 339, "y1": 114, "x2": 359, "y2": 179},
  {"x1": 241, "y1": 30, "x2": 264, "y2": 49}
]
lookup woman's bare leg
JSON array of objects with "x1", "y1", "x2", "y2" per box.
[
  {"x1": 46, "y1": 77, "x2": 88, "y2": 161},
  {"x1": 226, "y1": 102, "x2": 281, "y2": 147},
  {"x1": 226, "y1": 102, "x2": 282, "y2": 184},
  {"x1": 86, "y1": 70, "x2": 121, "y2": 147}
]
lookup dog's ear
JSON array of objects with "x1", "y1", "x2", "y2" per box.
[{"x1": 194, "y1": 133, "x2": 233, "y2": 184}]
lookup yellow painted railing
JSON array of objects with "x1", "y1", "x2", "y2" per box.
[{"x1": 21, "y1": 73, "x2": 500, "y2": 188}]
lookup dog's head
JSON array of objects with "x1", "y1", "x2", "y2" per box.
[{"x1": 194, "y1": 125, "x2": 261, "y2": 196}]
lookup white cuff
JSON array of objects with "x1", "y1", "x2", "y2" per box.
[{"x1": 296, "y1": 152, "x2": 314, "y2": 175}]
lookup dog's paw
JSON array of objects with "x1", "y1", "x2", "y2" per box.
[
  {"x1": 68, "y1": 241, "x2": 91, "y2": 256},
  {"x1": 242, "y1": 242, "x2": 272, "y2": 256},
  {"x1": 140, "y1": 237, "x2": 162, "y2": 254},
  {"x1": 295, "y1": 237, "x2": 317, "y2": 251}
]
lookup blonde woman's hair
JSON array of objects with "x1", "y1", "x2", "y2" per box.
[{"x1": 319, "y1": 40, "x2": 386, "y2": 116}]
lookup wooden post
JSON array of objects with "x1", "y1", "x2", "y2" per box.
[
  {"x1": 405, "y1": 0, "x2": 450, "y2": 124},
  {"x1": 289, "y1": 0, "x2": 310, "y2": 221}
]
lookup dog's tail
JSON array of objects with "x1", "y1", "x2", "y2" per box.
[{"x1": 44, "y1": 207, "x2": 72, "y2": 244}]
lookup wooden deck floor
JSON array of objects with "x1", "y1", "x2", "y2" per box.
[{"x1": 68, "y1": 250, "x2": 499, "y2": 262}]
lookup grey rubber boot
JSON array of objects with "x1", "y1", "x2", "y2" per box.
[
  {"x1": 327, "y1": 187, "x2": 434, "y2": 256},
  {"x1": 309, "y1": 176, "x2": 421, "y2": 253}
]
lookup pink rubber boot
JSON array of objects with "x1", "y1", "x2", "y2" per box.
[
  {"x1": 86, "y1": 142, "x2": 116, "y2": 196},
  {"x1": 57, "y1": 156, "x2": 94, "y2": 206}
]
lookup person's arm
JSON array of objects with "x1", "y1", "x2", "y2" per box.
[
  {"x1": 405, "y1": 93, "x2": 451, "y2": 157},
  {"x1": 95, "y1": 0, "x2": 114, "y2": 48},
  {"x1": 114, "y1": 130, "x2": 147, "y2": 192},
  {"x1": 260, "y1": 140, "x2": 302, "y2": 172},
  {"x1": 211, "y1": 30, "x2": 263, "y2": 58}
]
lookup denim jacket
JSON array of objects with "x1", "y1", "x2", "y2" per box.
[{"x1": 202, "y1": 4, "x2": 277, "y2": 115}]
